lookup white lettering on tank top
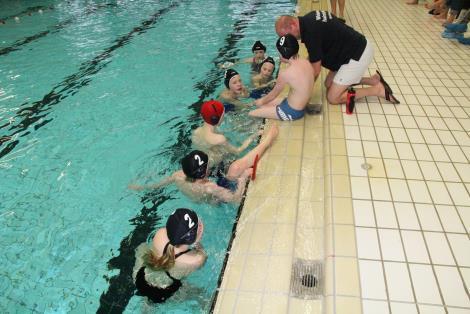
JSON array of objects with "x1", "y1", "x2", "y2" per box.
[{"x1": 314, "y1": 11, "x2": 332, "y2": 23}]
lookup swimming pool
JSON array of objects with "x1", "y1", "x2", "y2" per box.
[{"x1": 0, "y1": 0, "x2": 295, "y2": 312}]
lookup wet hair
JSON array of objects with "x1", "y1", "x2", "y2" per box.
[{"x1": 143, "y1": 244, "x2": 175, "y2": 271}]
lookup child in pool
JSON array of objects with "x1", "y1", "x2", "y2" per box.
[
  {"x1": 249, "y1": 34, "x2": 314, "y2": 121},
  {"x1": 218, "y1": 69, "x2": 250, "y2": 111},
  {"x1": 251, "y1": 56, "x2": 276, "y2": 88},
  {"x1": 221, "y1": 40, "x2": 267, "y2": 73},
  {"x1": 192, "y1": 100, "x2": 262, "y2": 165},
  {"x1": 129, "y1": 125, "x2": 279, "y2": 204},
  {"x1": 133, "y1": 208, "x2": 206, "y2": 303}
]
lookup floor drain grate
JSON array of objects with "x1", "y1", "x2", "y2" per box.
[{"x1": 290, "y1": 258, "x2": 323, "y2": 299}]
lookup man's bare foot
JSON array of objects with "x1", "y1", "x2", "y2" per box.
[
  {"x1": 376, "y1": 80, "x2": 400, "y2": 104},
  {"x1": 370, "y1": 73, "x2": 381, "y2": 85},
  {"x1": 406, "y1": 0, "x2": 418, "y2": 4}
]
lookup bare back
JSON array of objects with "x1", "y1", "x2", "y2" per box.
[
  {"x1": 172, "y1": 171, "x2": 236, "y2": 204},
  {"x1": 192, "y1": 127, "x2": 228, "y2": 165},
  {"x1": 282, "y1": 58, "x2": 314, "y2": 110}
]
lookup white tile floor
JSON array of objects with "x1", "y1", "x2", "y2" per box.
[{"x1": 344, "y1": 0, "x2": 470, "y2": 312}]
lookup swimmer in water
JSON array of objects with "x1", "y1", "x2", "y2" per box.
[
  {"x1": 218, "y1": 69, "x2": 250, "y2": 111},
  {"x1": 249, "y1": 34, "x2": 314, "y2": 121},
  {"x1": 129, "y1": 124, "x2": 279, "y2": 204},
  {"x1": 133, "y1": 208, "x2": 206, "y2": 303},
  {"x1": 192, "y1": 100, "x2": 262, "y2": 165},
  {"x1": 220, "y1": 40, "x2": 267, "y2": 73},
  {"x1": 251, "y1": 56, "x2": 276, "y2": 89}
]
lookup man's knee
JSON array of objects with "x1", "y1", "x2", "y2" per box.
[
  {"x1": 327, "y1": 91, "x2": 340, "y2": 104},
  {"x1": 324, "y1": 79, "x2": 332, "y2": 89}
]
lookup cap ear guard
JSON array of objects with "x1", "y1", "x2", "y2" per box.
[{"x1": 179, "y1": 227, "x2": 198, "y2": 244}]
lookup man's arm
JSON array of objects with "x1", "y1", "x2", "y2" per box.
[
  {"x1": 254, "y1": 73, "x2": 287, "y2": 106},
  {"x1": 311, "y1": 60, "x2": 322, "y2": 82}
]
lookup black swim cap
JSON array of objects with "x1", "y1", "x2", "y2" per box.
[
  {"x1": 276, "y1": 34, "x2": 299, "y2": 59},
  {"x1": 224, "y1": 69, "x2": 239, "y2": 88},
  {"x1": 166, "y1": 208, "x2": 199, "y2": 246},
  {"x1": 252, "y1": 40, "x2": 266, "y2": 52},
  {"x1": 181, "y1": 150, "x2": 208, "y2": 179},
  {"x1": 261, "y1": 56, "x2": 276, "y2": 69}
]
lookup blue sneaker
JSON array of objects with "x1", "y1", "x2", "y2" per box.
[
  {"x1": 458, "y1": 37, "x2": 470, "y2": 45},
  {"x1": 445, "y1": 23, "x2": 468, "y2": 33},
  {"x1": 441, "y1": 31, "x2": 464, "y2": 39}
]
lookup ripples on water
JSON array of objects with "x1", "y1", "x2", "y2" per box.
[{"x1": 0, "y1": 0, "x2": 295, "y2": 312}]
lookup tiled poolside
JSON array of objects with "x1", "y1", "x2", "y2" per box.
[{"x1": 214, "y1": 0, "x2": 470, "y2": 313}]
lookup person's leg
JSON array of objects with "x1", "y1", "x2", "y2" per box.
[
  {"x1": 330, "y1": 0, "x2": 338, "y2": 15},
  {"x1": 406, "y1": 0, "x2": 419, "y2": 5},
  {"x1": 455, "y1": 8, "x2": 470, "y2": 23},
  {"x1": 327, "y1": 79, "x2": 398, "y2": 105},
  {"x1": 249, "y1": 106, "x2": 281, "y2": 120},
  {"x1": 249, "y1": 96, "x2": 283, "y2": 119},
  {"x1": 444, "y1": 9, "x2": 458, "y2": 25},
  {"x1": 338, "y1": 0, "x2": 346, "y2": 17},
  {"x1": 226, "y1": 124, "x2": 279, "y2": 180},
  {"x1": 324, "y1": 71, "x2": 336, "y2": 89},
  {"x1": 359, "y1": 73, "x2": 381, "y2": 86},
  {"x1": 328, "y1": 70, "x2": 379, "y2": 87}
]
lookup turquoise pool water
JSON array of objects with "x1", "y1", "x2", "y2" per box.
[{"x1": 0, "y1": 0, "x2": 294, "y2": 312}]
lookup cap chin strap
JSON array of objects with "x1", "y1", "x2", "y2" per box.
[{"x1": 163, "y1": 241, "x2": 171, "y2": 254}]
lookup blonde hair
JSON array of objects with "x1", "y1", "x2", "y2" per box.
[{"x1": 143, "y1": 243, "x2": 176, "y2": 271}]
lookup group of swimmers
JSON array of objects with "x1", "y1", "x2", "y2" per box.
[
  {"x1": 127, "y1": 9, "x2": 402, "y2": 304},
  {"x1": 127, "y1": 37, "x2": 292, "y2": 303}
]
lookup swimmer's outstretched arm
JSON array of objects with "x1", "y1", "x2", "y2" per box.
[
  {"x1": 128, "y1": 173, "x2": 176, "y2": 191},
  {"x1": 252, "y1": 78, "x2": 277, "y2": 89},
  {"x1": 218, "y1": 94, "x2": 246, "y2": 108},
  {"x1": 254, "y1": 75, "x2": 286, "y2": 106}
]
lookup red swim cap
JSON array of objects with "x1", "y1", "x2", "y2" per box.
[{"x1": 201, "y1": 100, "x2": 224, "y2": 125}]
